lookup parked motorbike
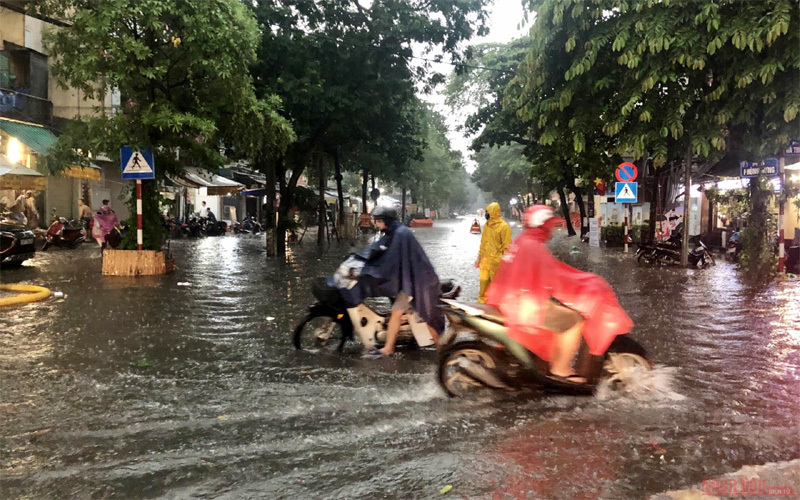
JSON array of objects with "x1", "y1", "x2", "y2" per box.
[
  {"x1": 42, "y1": 209, "x2": 85, "y2": 250},
  {"x1": 636, "y1": 233, "x2": 715, "y2": 268},
  {"x1": 234, "y1": 215, "x2": 263, "y2": 234},
  {"x1": 202, "y1": 217, "x2": 227, "y2": 236},
  {"x1": 0, "y1": 212, "x2": 36, "y2": 267},
  {"x1": 436, "y1": 299, "x2": 652, "y2": 397},
  {"x1": 293, "y1": 266, "x2": 461, "y2": 353}
]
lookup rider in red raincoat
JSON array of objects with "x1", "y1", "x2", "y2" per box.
[{"x1": 484, "y1": 205, "x2": 633, "y2": 383}]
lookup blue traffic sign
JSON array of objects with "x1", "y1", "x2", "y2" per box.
[
  {"x1": 615, "y1": 182, "x2": 638, "y2": 203},
  {"x1": 121, "y1": 146, "x2": 155, "y2": 180}
]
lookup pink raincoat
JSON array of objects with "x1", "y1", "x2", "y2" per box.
[
  {"x1": 484, "y1": 226, "x2": 633, "y2": 361},
  {"x1": 92, "y1": 206, "x2": 119, "y2": 243}
]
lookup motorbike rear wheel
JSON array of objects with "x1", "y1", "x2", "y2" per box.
[
  {"x1": 293, "y1": 313, "x2": 347, "y2": 352},
  {"x1": 600, "y1": 336, "x2": 652, "y2": 391},
  {"x1": 438, "y1": 340, "x2": 514, "y2": 397}
]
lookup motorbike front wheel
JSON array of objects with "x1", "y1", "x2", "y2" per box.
[
  {"x1": 437, "y1": 340, "x2": 513, "y2": 397},
  {"x1": 293, "y1": 313, "x2": 348, "y2": 352}
]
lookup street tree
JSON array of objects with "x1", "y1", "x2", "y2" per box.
[
  {"x1": 35, "y1": 0, "x2": 292, "y2": 250},
  {"x1": 250, "y1": 0, "x2": 492, "y2": 255},
  {"x1": 514, "y1": 0, "x2": 798, "y2": 266}
]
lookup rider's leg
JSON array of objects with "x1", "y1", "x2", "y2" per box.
[
  {"x1": 549, "y1": 321, "x2": 586, "y2": 383},
  {"x1": 379, "y1": 308, "x2": 404, "y2": 355}
]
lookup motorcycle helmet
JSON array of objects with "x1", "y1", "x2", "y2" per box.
[
  {"x1": 523, "y1": 205, "x2": 556, "y2": 229},
  {"x1": 371, "y1": 206, "x2": 398, "y2": 222}
]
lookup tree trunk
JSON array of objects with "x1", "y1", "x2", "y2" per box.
[
  {"x1": 647, "y1": 169, "x2": 659, "y2": 244},
  {"x1": 317, "y1": 153, "x2": 326, "y2": 246},
  {"x1": 568, "y1": 180, "x2": 587, "y2": 236},
  {"x1": 361, "y1": 167, "x2": 368, "y2": 214},
  {"x1": 260, "y1": 155, "x2": 277, "y2": 256},
  {"x1": 557, "y1": 186, "x2": 576, "y2": 236},
  {"x1": 681, "y1": 145, "x2": 692, "y2": 267},
  {"x1": 401, "y1": 186, "x2": 407, "y2": 222},
  {"x1": 334, "y1": 149, "x2": 344, "y2": 223}
]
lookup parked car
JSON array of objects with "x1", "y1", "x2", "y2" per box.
[{"x1": 0, "y1": 213, "x2": 36, "y2": 267}]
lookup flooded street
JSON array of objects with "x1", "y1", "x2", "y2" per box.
[{"x1": 2, "y1": 218, "x2": 799, "y2": 499}]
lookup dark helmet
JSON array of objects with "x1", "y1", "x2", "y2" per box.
[{"x1": 372, "y1": 206, "x2": 398, "y2": 222}]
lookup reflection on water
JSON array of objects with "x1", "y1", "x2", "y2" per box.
[{"x1": 1, "y1": 219, "x2": 799, "y2": 499}]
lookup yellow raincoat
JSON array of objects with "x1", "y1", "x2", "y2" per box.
[{"x1": 477, "y1": 202, "x2": 511, "y2": 303}]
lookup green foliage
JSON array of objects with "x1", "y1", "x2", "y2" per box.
[
  {"x1": 601, "y1": 224, "x2": 649, "y2": 247},
  {"x1": 36, "y1": 0, "x2": 293, "y2": 175},
  {"x1": 118, "y1": 182, "x2": 167, "y2": 252}
]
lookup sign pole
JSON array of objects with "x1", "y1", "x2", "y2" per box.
[
  {"x1": 778, "y1": 155, "x2": 785, "y2": 274},
  {"x1": 624, "y1": 204, "x2": 629, "y2": 253},
  {"x1": 136, "y1": 179, "x2": 143, "y2": 251}
]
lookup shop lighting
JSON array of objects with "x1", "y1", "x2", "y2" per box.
[{"x1": 7, "y1": 137, "x2": 22, "y2": 164}]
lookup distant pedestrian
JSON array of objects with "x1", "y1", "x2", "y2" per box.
[
  {"x1": 78, "y1": 199, "x2": 93, "y2": 231},
  {"x1": 474, "y1": 202, "x2": 511, "y2": 304},
  {"x1": 92, "y1": 205, "x2": 119, "y2": 248},
  {"x1": 24, "y1": 191, "x2": 39, "y2": 229}
]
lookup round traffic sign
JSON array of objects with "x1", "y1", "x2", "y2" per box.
[{"x1": 615, "y1": 162, "x2": 638, "y2": 182}]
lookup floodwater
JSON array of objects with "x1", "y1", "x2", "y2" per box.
[{"x1": 1, "y1": 219, "x2": 799, "y2": 499}]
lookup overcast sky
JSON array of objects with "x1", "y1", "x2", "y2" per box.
[{"x1": 418, "y1": 0, "x2": 530, "y2": 173}]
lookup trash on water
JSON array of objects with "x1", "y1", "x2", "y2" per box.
[
  {"x1": 177, "y1": 282, "x2": 192, "y2": 287},
  {"x1": 570, "y1": 245, "x2": 580, "y2": 254},
  {"x1": 217, "y1": 414, "x2": 230, "y2": 421},
  {"x1": 266, "y1": 316, "x2": 275, "y2": 321},
  {"x1": 440, "y1": 485, "x2": 453, "y2": 495},
  {"x1": 53, "y1": 291, "x2": 64, "y2": 298}
]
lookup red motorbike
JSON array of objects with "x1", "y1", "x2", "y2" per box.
[{"x1": 42, "y1": 209, "x2": 86, "y2": 250}]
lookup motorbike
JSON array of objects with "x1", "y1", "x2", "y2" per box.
[
  {"x1": 293, "y1": 254, "x2": 461, "y2": 352},
  {"x1": 234, "y1": 215, "x2": 263, "y2": 234},
  {"x1": 0, "y1": 212, "x2": 36, "y2": 267},
  {"x1": 725, "y1": 231, "x2": 741, "y2": 262},
  {"x1": 436, "y1": 298, "x2": 653, "y2": 397},
  {"x1": 636, "y1": 233, "x2": 715, "y2": 268},
  {"x1": 202, "y1": 217, "x2": 227, "y2": 236},
  {"x1": 42, "y1": 209, "x2": 85, "y2": 250}
]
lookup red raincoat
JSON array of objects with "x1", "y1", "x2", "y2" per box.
[{"x1": 484, "y1": 226, "x2": 633, "y2": 361}]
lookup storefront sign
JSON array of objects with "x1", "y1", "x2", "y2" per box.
[{"x1": 740, "y1": 158, "x2": 778, "y2": 178}]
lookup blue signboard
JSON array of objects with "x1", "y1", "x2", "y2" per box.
[
  {"x1": 615, "y1": 182, "x2": 638, "y2": 203},
  {"x1": 740, "y1": 158, "x2": 778, "y2": 178},
  {"x1": 120, "y1": 146, "x2": 155, "y2": 180}
]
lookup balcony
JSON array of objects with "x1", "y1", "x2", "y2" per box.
[
  {"x1": 0, "y1": 45, "x2": 52, "y2": 125},
  {"x1": 0, "y1": 87, "x2": 53, "y2": 125}
]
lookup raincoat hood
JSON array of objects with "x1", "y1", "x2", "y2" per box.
[{"x1": 485, "y1": 202, "x2": 503, "y2": 226}]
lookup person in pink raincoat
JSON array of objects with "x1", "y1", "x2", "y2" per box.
[
  {"x1": 485, "y1": 205, "x2": 633, "y2": 384},
  {"x1": 92, "y1": 203, "x2": 119, "y2": 248}
]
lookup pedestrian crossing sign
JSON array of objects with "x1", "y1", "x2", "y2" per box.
[
  {"x1": 120, "y1": 146, "x2": 155, "y2": 180},
  {"x1": 615, "y1": 182, "x2": 637, "y2": 203}
]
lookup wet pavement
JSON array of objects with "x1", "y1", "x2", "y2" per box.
[{"x1": 1, "y1": 218, "x2": 799, "y2": 499}]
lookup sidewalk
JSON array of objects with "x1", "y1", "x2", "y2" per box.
[{"x1": 651, "y1": 459, "x2": 800, "y2": 499}]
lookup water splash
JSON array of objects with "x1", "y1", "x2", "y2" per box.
[{"x1": 595, "y1": 364, "x2": 686, "y2": 402}]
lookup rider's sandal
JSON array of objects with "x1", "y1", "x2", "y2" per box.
[
  {"x1": 546, "y1": 372, "x2": 587, "y2": 385},
  {"x1": 362, "y1": 349, "x2": 390, "y2": 359}
]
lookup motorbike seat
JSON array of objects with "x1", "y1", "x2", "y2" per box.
[{"x1": 442, "y1": 300, "x2": 505, "y2": 324}]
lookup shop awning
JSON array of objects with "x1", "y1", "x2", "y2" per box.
[
  {"x1": 168, "y1": 167, "x2": 244, "y2": 195},
  {"x1": 0, "y1": 154, "x2": 46, "y2": 190},
  {"x1": 0, "y1": 118, "x2": 57, "y2": 155},
  {"x1": 0, "y1": 118, "x2": 100, "y2": 180}
]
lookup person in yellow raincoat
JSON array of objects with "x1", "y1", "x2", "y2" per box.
[{"x1": 474, "y1": 202, "x2": 511, "y2": 303}]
